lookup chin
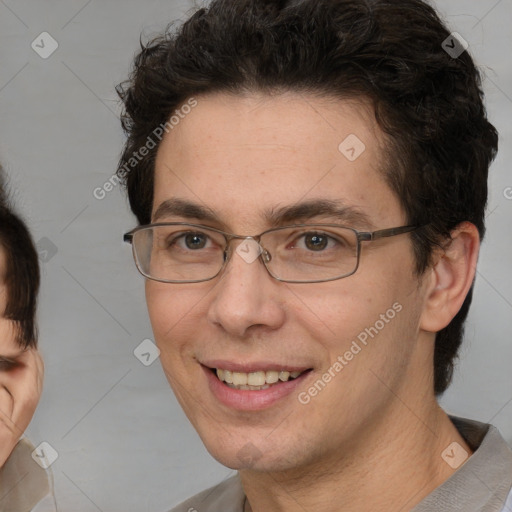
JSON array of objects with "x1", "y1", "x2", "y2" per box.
[
  {"x1": 200, "y1": 431, "x2": 300, "y2": 472},
  {"x1": 211, "y1": 451, "x2": 288, "y2": 472}
]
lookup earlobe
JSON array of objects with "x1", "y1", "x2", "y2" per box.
[{"x1": 420, "y1": 222, "x2": 480, "y2": 333}]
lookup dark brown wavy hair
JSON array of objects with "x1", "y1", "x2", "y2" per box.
[
  {"x1": 116, "y1": 0, "x2": 498, "y2": 395},
  {"x1": 0, "y1": 166, "x2": 40, "y2": 348}
]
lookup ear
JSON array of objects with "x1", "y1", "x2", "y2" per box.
[{"x1": 420, "y1": 222, "x2": 480, "y2": 333}]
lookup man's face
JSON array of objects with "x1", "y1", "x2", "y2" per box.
[{"x1": 146, "y1": 92, "x2": 431, "y2": 472}]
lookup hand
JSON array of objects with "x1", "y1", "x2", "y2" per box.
[{"x1": 0, "y1": 318, "x2": 44, "y2": 467}]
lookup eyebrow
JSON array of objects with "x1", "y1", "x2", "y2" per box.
[
  {"x1": 265, "y1": 200, "x2": 373, "y2": 229},
  {"x1": 152, "y1": 198, "x2": 374, "y2": 229},
  {"x1": 153, "y1": 198, "x2": 219, "y2": 224}
]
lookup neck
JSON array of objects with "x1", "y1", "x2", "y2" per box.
[{"x1": 240, "y1": 400, "x2": 472, "y2": 512}]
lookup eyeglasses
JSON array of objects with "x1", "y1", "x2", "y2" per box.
[{"x1": 123, "y1": 222, "x2": 419, "y2": 284}]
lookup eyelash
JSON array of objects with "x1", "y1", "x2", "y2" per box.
[{"x1": 0, "y1": 357, "x2": 18, "y2": 371}]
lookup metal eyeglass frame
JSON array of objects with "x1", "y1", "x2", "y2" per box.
[
  {"x1": 123, "y1": 222, "x2": 421, "y2": 284},
  {"x1": 123, "y1": 222, "x2": 420, "y2": 284}
]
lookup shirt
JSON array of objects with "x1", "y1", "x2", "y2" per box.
[
  {"x1": 0, "y1": 438, "x2": 56, "y2": 512},
  {"x1": 167, "y1": 415, "x2": 512, "y2": 512}
]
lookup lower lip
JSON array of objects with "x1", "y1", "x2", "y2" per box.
[{"x1": 203, "y1": 365, "x2": 311, "y2": 411}]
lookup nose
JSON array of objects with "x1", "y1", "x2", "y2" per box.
[{"x1": 206, "y1": 238, "x2": 285, "y2": 338}]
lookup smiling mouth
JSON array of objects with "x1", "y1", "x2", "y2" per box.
[{"x1": 212, "y1": 368, "x2": 311, "y2": 390}]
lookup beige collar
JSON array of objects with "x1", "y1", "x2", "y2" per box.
[{"x1": 0, "y1": 438, "x2": 52, "y2": 511}]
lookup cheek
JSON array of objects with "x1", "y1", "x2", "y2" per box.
[
  {"x1": 147, "y1": 282, "x2": 195, "y2": 333},
  {"x1": 145, "y1": 281, "x2": 209, "y2": 359},
  {"x1": 291, "y1": 268, "x2": 420, "y2": 384},
  {"x1": 289, "y1": 278, "x2": 400, "y2": 342},
  {"x1": 0, "y1": 385, "x2": 14, "y2": 419},
  {"x1": 293, "y1": 290, "x2": 419, "y2": 414}
]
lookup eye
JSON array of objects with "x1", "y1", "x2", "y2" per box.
[
  {"x1": 182, "y1": 232, "x2": 209, "y2": 250},
  {"x1": 0, "y1": 357, "x2": 19, "y2": 372},
  {"x1": 304, "y1": 233, "x2": 329, "y2": 251},
  {"x1": 168, "y1": 231, "x2": 212, "y2": 250},
  {"x1": 295, "y1": 232, "x2": 339, "y2": 252}
]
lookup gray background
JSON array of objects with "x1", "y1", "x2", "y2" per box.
[{"x1": 0, "y1": 1, "x2": 510, "y2": 510}]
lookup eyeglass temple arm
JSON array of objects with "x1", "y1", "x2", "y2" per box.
[{"x1": 359, "y1": 225, "x2": 419, "y2": 242}]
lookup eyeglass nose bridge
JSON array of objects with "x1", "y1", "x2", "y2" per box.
[{"x1": 224, "y1": 235, "x2": 272, "y2": 266}]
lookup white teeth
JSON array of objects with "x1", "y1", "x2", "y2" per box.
[
  {"x1": 247, "y1": 371, "x2": 266, "y2": 386},
  {"x1": 214, "y1": 368, "x2": 305, "y2": 389},
  {"x1": 226, "y1": 383, "x2": 271, "y2": 390},
  {"x1": 232, "y1": 372, "x2": 248, "y2": 386},
  {"x1": 265, "y1": 371, "x2": 279, "y2": 384}
]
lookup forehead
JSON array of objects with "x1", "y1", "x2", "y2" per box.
[{"x1": 153, "y1": 91, "x2": 403, "y2": 230}]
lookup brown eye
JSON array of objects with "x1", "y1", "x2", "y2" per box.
[{"x1": 304, "y1": 233, "x2": 329, "y2": 251}]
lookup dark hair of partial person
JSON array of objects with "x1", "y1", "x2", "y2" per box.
[
  {"x1": 116, "y1": 0, "x2": 498, "y2": 395},
  {"x1": 0, "y1": 166, "x2": 40, "y2": 348}
]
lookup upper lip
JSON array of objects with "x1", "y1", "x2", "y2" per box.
[{"x1": 201, "y1": 360, "x2": 312, "y2": 373}]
